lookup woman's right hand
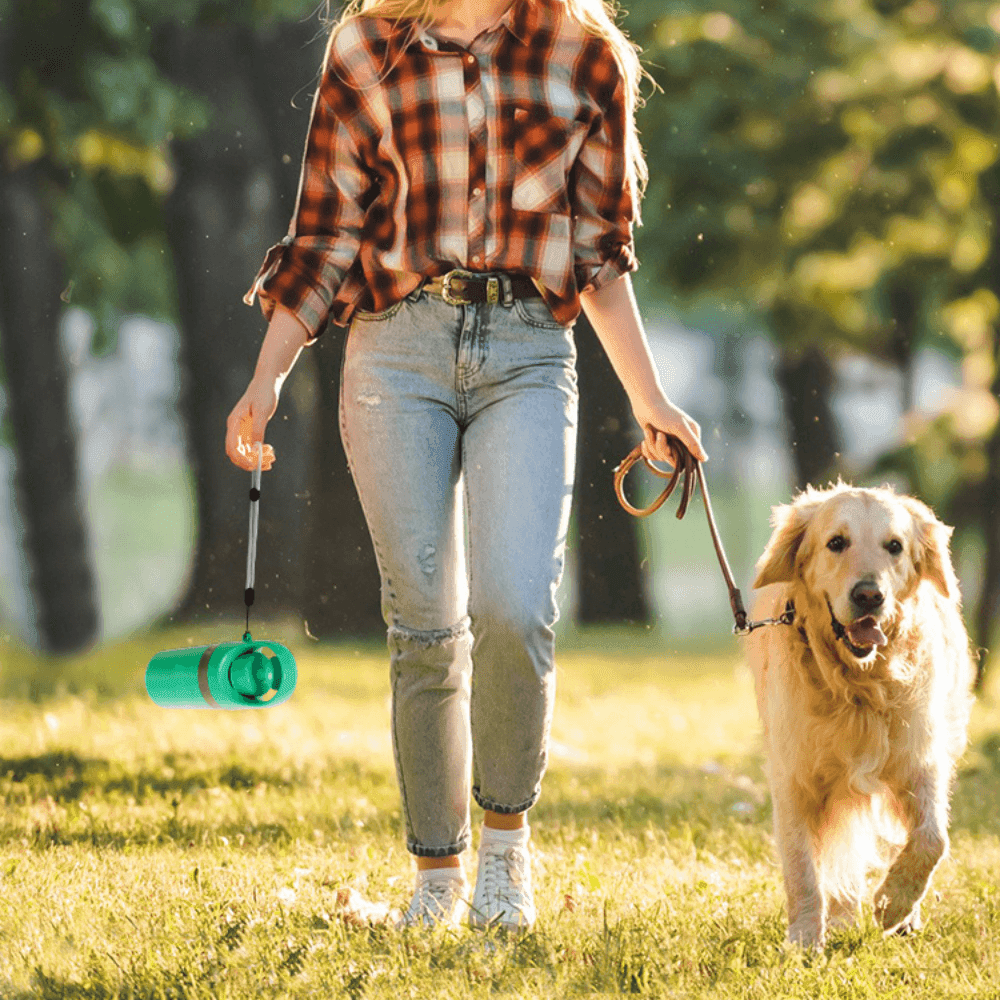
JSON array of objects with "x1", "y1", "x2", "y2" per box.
[{"x1": 225, "y1": 377, "x2": 278, "y2": 472}]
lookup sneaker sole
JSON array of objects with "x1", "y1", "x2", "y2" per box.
[
  {"x1": 468, "y1": 908, "x2": 534, "y2": 932},
  {"x1": 401, "y1": 895, "x2": 470, "y2": 929}
]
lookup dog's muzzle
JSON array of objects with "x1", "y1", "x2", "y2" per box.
[{"x1": 825, "y1": 595, "x2": 887, "y2": 658}]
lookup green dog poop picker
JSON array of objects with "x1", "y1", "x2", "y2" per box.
[{"x1": 146, "y1": 442, "x2": 297, "y2": 709}]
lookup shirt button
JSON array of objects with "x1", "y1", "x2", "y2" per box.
[
  {"x1": 466, "y1": 55, "x2": 475, "y2": 65},
  {"x1": 472, "y1": 187, "x2": 482, "y2": 197},
  {"x1": 472, "y1": 254, "x2": 481, "y2": 262}
]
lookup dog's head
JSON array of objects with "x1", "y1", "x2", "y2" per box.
[{"x1": 753, "y1": 483, "x2": 958, "y2": 662}]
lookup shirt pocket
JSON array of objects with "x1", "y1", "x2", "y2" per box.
[{"x1": 508, "y1": 105, "x2": 588, "y2": 215}]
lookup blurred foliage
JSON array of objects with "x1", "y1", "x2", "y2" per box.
[
  {"x1": 0, "y1": 0, "x2": 320, "y2": 352},
  {"x1": 633, "y1": 0, "x2": 998, "y2": 349},
  {"x1": 632, "y1": 0, "x2": 845, "y2": 305},
  {"x1": 3, "y1": 0, "x2": 995, "y2": 367},
  {"x1": 1, "y1": 0, "x2": 998, "y2": 523},
  {"x1": 631, "y1": 0, "x2": 999, "y2": 529}
]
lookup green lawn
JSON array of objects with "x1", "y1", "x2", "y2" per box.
[{"x1": 1, "y1": 623, "x2": 999, "y2": 998}]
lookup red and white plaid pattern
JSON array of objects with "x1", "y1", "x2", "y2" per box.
[{"x1": 245, "y1": 0, "x2": 639, "y2": 339}]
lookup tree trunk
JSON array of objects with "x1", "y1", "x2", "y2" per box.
[
  {"x1": 714, "y1": 327, "x2": 755, "y2": 582},
  {"x1": 974, "y1": 161, "x2": 1000, "y2": 690},
  {"x1": 0, "y1": 165, "x2": 100, "y2": 653},
  {"x1": 248, "y1": 19, "x2": 327, "y2": 223},
  {"x1": 157, "y1": 21, "x2": 313, "y2": 626},
  {"x1": 979, "y1": 346, "x2": 1000, "y2": 690},
  {"x1": 573, "y1": 311, "x2": 650, "y2": 624},
  {"x1": 247, "y1": 18, "x2": 384, "y2": 639},
  {"x1": 886, "y1": 280, "x2": 918, "y2": 416},
  {"x1": 774, "y1": 343, "x2": 842, "y2": 491},
  {"x1": 301, "y1": 332, "x2": 385, "y2": 637}
]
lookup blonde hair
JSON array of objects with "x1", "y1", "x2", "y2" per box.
[{"x1": 320, "y1": 0, "x2": 657, "y2": 225}]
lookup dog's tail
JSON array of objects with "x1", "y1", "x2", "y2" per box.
[{"x1": 817, "y1": 786, "x2": 908, "y2": 914}]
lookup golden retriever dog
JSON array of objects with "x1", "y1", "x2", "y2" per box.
[{"x1": 746, "y1": 483, "x2": 975, "y2": 948}]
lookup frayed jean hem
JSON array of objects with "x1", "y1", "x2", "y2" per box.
[
  {"x1": 407, "y1": 837, "x2": 470, "y2": 858},
  {"x1": 472, "y1": 787, "x2": 539, "y2": 815}
]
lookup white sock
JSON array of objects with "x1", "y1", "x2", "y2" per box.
[
  {"x1": 416, "y1": 865, "x2": 465, "y2": 885},
  {"x1": 480, "y1": 823, "x2": 530, "y2": 848}
]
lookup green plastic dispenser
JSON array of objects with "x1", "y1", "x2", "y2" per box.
[
  {"x1": 145, "y1": 631, "x2": 296, "y2": 709},
  {"x1": 146, "y1": 442, "x2": 297, "y2": 709}
]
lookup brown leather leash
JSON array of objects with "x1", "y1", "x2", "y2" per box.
[{"x1": 613, "y1": 437, "x2": 795, "y2": 636}]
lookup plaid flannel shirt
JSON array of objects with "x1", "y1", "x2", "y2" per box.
[{"x1": 244, "y1": 0, "x2": 639, "y2": 340}]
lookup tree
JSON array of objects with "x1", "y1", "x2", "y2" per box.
[
  {"x1": 155, "y1": 15, "x2": 315, "y2": 625},
  {"x1": 629, "y1": 0, "x2": 853, "y2": 489},
  {"x1": 0, "y1": 165, "x2": 100, "y2": 653},
  {"x1": 629, "y1": 0, "x2": 997, "y2": 496},
  {"x1": 0, "y1": 1, "x2": 104, "y2": 653},
  {"x1": 772, "y1": 345, "x2": 841, "y2": 490},
  {"x1": 2, "y1": 0, "x2": 384, "y2": 638},
  {"x1": 574, "y1": 312, "x2": 650, "y2": 624},
  {"x1": 247, "y1": 16, "x2": 385, "y2": 638}
]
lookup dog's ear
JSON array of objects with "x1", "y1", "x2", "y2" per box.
[
  {"x1": 753, "y1": 496, "x2": 823, "y2": 588},
  {"x1": 902, "y1": 496, "x2": 959, "y2": 601}
]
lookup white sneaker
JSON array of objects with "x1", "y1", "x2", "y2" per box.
[
  {"x1": 469, "y1": 837, "x2": 535, "y2": 931},
  {"x1": 401, "y1": 871, "x2": 469, "y2": 928}
]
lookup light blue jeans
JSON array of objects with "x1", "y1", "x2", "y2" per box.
[{"x1": 339, "y1": 277, "x2": 579, "y2": 857}]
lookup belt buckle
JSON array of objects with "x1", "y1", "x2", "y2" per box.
[{"x1": 441, "y1": 269, "x2": 476, "y2": 306}]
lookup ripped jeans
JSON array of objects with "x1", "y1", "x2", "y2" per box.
[{"x1": 339, "y1": 277, "x2": 578, "y2": 856}]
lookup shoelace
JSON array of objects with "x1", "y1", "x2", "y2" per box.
[
  {"x1": 408, "y1": 876, "x2": 465, "y2": 922},
  {"x1": 479, "y1": 845, "x2": 530, "y2": 906}
]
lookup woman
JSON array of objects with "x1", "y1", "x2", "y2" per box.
[{"x1": 226, "y1": 0, "x2": 707, "y2": 930}]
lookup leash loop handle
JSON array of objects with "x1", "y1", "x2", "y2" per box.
[
  {"x1": 612, "y1": 443, "x2": 688, "y2": 519},
  {"x1": 613, "y1": 437, "x2": 755, "y2": 634}
]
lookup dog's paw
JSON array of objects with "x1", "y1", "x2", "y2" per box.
[
  {"x1": 874, "y1": 830, "x2": 945, "y2": 932},
  {"x1": 787, "y1": 917, "x2": 825, "y2": 950},
  {"x1": 874, "y1": 881, "x2": 924, "y2": 934},
  {"x1": 827, "y1": 896, "x2": 860, "y2": 930},
  {"x1": 894, "y1": 907, "x2": 922, "y2": 936},
  {"x1": 879, "y1": 898, "x2": 922, "y2": 937}
]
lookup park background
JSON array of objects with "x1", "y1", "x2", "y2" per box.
[
  {"x1": 2, "y1": 0, "x2": 1000, "y2": 664},
  {"x1": 0, "y1": 0, "x2": 1000, "y2": 997}
]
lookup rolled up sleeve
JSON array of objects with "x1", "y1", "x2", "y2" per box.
[
  {"x1": 570, "y1": 72, "x2": 640, "y2": 296},
  {"x1": 244, "y1": 74, "x2": 370, "y2": 342}
]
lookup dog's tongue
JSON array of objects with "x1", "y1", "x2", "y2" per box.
[{"x1": 846, "y1": 616, "x2": 887, "y2": 649}]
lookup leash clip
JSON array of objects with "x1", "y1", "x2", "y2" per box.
[{"x1": 734, "y1": 602, "x2": 796, "y2": 637}]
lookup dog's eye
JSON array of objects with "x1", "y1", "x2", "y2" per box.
[
  {"x1": 885, "y1": 539, "x2": 903, "y2": 556},
  {"x1": 826, "y1": 535, "x2": 848, "y2": 553}
]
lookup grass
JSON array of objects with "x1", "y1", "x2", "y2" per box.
[{"x1": 1, "y1": 621, "x2": 1000, "y2": 998}]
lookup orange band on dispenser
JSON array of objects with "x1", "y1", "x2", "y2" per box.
[{"x1": 197, "y1": 645, "x2": 221, "y2": 708}]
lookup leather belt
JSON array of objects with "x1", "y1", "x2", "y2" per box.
[{"x1": 423, "y1": 269, "x2": 542, "y2": 306}]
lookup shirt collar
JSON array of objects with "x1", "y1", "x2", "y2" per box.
[
  {"x1": 503, "y1": 0, "x2": 546, "y2": 46},
  {"x1": 399, "y1": 0, "x2": 555, "y2": 51}
]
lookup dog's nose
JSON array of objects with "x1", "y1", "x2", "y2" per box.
[{"x1": 851, "y1": 580, "x2": 884, "y2": 613}]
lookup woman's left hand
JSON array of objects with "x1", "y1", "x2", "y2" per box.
[{"x1": 631, "y1": 394, "x2": 708, "y2": 467}]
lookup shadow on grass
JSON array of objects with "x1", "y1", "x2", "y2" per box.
[
  {"x1": 0, "y1": 751, "x2": 401, "y2": 850},
  {"x1": 952, "y1": 733, "x2": 1000, "y2": 837},
  {"x1": 2, "y1": 734, "x2": 1000, "y2": 852},
  {"x1": 0, "y1": 753, "x2": 772, "y2": 853},
  {"x1": 0, "y1": 618, "x2": 391, "y2": 703},
  {"x1": 0, "y1": 751, "x2": 395, "y2": 799}
]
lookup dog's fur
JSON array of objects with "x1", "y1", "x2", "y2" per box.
[{"x1": 746, "y1": 482, "x2": 975, "y2": 948}]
